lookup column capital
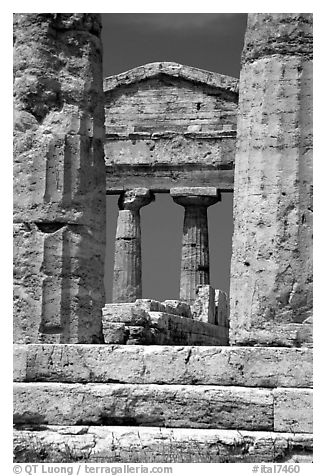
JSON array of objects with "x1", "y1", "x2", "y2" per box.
[
  {"x1": 118, "y1": 188, "x2": 155, "y2": 211},
  {"x1": 171, "y1": 188, "x2": 220, "y2": 208},
  {"x1": 173, "y1": 195, "x2": 220, "y2": 208}
]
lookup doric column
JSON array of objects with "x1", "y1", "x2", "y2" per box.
[
  {"x1": 113, "y1": 188, "x2": 154, "y2": 303},
  {"x1": 229, "y1": 14, "x2": 313, "y2": 346},
  {"x1": 13, "y1": 14, "x2": 105, "y2": 344},
  {"x1": 171, "y1": 188, "x2": 220, "y2": 303}
]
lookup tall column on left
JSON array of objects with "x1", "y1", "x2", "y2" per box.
[{"x1": 13, "y1": 14, "x2": 106, "y2": 343}]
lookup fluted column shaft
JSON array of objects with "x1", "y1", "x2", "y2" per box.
[
  {"x1": 229, "y1": 14, "x2": 313, "y2": 346},
  {"x1": 113, "y1": 189, "x2": 154, "y2": 303},
  {"x1": 172, "y1": 188, "x2": 220, "y2": 303},
  {"x1": 13, "y1": 14, "x2": 105, "y2": 344}
]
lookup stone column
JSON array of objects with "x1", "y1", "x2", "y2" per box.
[
  {"x1": 229, "y1": 14, "x2": 313, "y2": 346},
  {"x1": 171, "y1": 188, "x2": 220, "y2": 303},
  {"x1": 13, "y1": 14, "x2": 106, "y2": 343},
  {"x1": 113, "y1": 189, "x2": 154, "y2": 303}
]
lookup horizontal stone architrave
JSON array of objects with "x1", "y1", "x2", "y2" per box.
[
  {"x1": 13, "y1": 425, "x2": 313, "y2": 463},
  {"x1": 13, "y1": 382, "x2": 274, "y2": 430},
  {"x1": 105, "y1": 133, "x2": 236, "y2": 192},
  {"x1": 105, "y1": 164, "x2": 234, "y2": 193},
  {"x1": 14, "y1": 344, "x2": 312, "y2": 388}
]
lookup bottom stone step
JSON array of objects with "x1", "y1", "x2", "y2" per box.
[
  {"x1": 14, "y1": 382, "x2": 313, "y2": 433},
  {"x1": 13, "y1": 425, "x2": 313, "y2": 463}
]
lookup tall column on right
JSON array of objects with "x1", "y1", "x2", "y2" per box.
[{"x1": 229, "y1": 14, "x2": 313, "y2": 346}]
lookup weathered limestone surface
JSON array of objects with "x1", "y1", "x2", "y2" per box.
[
  {"x1": 14, "y1": 344, "x2": 313, "y2": 388},
  {"x1": 192, "y1": 285, "x2": 216, "y2": 323},
  {"x1": 191, "y1": 285, "x2": 229, "y2": 328},
  {"x1": 13, "y1": 382, "x2": 274, "y2": 430},
  {"x1": 230, "y1": 14, "x2": 313, "y2": 345},
  {"x1": 112, "y1": 189, "x2": 154, "y2": 302},
  {"x1": 106, "y1": 155, "x2": 235, "y2": 193},
  {"x1": 104, "y1": 62, "x2": 238, "y2": 191},
  {"x1": 102, "y1": 306, "x2": 228, "y2": 345},
  {"x1": 171, "y1": 187, "x2": 220, "y2": 303},
  {"x1": 13, "y1": 14, "x2": 106, "y2": 343},
  {"x1": 273, "y1": 388, "x2": 313, "y2": 433},
  {"x1": 104, "y1": 62, "x2": 239, "y2": 94},
  {"x1": 104, "y1": 62, "x2": 238, "y2": 135},
  {"x1": 13, "y1": 426, "x2": 313, "y2": 463}
]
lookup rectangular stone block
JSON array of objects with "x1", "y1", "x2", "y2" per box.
[
  {"x1": 134, "y1": 299, "x2": 166, "y2": 313},
  {"x1": 163, "y1": 300, "x2": 192, "y2": 318},
  {"x1": 106, "y1": 163, "x2": 235, "y2": 193},
  {"x1": 13, "y1": 383, "x2": 273, "y2": 430},
  {"x1": 102, "y1": 303, "x2": 149, "y2": 326},
  {"x1": 147, "y1": 312, "x2": 228, "y2": 345},
  {"x1": 126, "y1": 326, "x2": 153, "y2": 345},
  {"x1": 14, "y1": 344, "x2": 313, "y2": 389},
  {"x1": 102, "y1": 323, "x2": 126, "y2": 344},
  {"x1": 273, "y1": 388, "x2": 313, "y2": 433},
  {"x1": 13, "y1": 425, "x2": 313, "y2": 463},
  {"x1": 192, "y1": 285, "x2": 216, "y2": 323},
  {"x1": 13, "y1": 345, "x2": 27, "y2": 382},
  {"x1": 230, "y1": 322, "x2": 313, "y2": 347}
]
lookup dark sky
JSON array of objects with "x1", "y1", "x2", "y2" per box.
[{"x1": 102, "y1": 13, "x2": 247, "y2": 303}]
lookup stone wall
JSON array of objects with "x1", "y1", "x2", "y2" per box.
[
  {"x1": 13, "y1": 14, "x2": 106, "y2": 343},
  {"x1": 105, "y1": 77, "x2": 237, "y2": 135},
  {"x1": 229, "y1": 14, "x2": 313, "y2": 346}
]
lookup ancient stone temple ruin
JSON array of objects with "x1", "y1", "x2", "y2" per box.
[{"x1": 13, "y1": 13, "x2": 313, "y2": 463}]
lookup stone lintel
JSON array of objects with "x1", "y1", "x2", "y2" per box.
[{"x1": 106, "y1": 165, "x2": 235, "y2": 193}]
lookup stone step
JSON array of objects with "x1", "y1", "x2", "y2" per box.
[
  {"x1": 14, "y1": 425, "x2": 313, "y2": 463},
  {"x1": 13, "y1": 383, "x2": 312, "y2": 433},
  {"x1": 14, "y1": 344, "x2": 313, "y2": 388}
]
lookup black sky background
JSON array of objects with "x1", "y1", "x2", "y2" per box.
[{"x1": 102, "y1": 13, "x2": 247, "y2": 302}]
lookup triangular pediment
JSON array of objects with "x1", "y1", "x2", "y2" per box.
[{"x1": 104, "y1": 62, "x2": 238, "y2": 96}]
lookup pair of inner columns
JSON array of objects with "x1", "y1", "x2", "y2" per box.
[{"x1": 112, "y1": 187, "x2": 221, "y2": 304}]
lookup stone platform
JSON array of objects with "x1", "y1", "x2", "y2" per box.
[{"x1": 13, "y1": 344, "x2": 313, "y2": 462}]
